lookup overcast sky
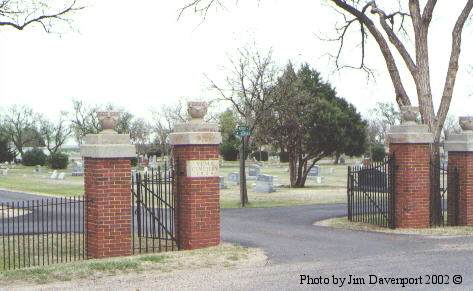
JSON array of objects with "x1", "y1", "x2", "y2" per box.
[{"x1": 0, "y1": 0, "x2": 472, "y2": 120}]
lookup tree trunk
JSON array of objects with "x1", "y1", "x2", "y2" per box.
[
  {"x1": 291, "y1": 156, "x2": 310, "y2": 188},
  {"x1": 334, "y1": 153, "x2": 341, "y2": 165},
  {"x1": 288, "y1": 151, "x2": 297, "y2": 187}
]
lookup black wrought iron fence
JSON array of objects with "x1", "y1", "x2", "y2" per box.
[{"x1": 0, "y1": 197, "x2": 87, "y2": 270}]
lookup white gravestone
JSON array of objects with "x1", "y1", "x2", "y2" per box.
[
  {"x1": 57, "y1": 172, "x2": 66, "y2": 180},
  {"x1": 227, "y1": 172, "x2": 240, "y2": 186},
  {"x1": 253, "y1": 174, "x2": 275, "y2": 193},
  {"x1": 72, "y1": 161, "x2": 84, "y2": 176},
  {"x1": 248, "y1": 165, "x2": 261, "y2": 177},
  {"x1": 50, "y1": 170, "x2": 58, "y2": 180},
  {"x1": 219, "y1": 176, "x2": 227, "y2": 189},
  {"x1": 308, "y1": 165, "x2": 321, "y2": 177}
]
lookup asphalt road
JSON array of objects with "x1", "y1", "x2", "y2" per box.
[
  {"x1": 3, "y1": 190, "x2": 473, "y2": 289},
  {"x1": 220, "y1": 204, "x2": 473, "y2": 290}
]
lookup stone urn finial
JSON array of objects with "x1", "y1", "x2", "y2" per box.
[
  {"x1": 400, "y1": 106, "x2": 419, "y2": 124},
  {"x1": 187, "y1": 101, "x2": 208, "y2": 123},
  {"x1": 459, "y1": 116, "x2": 473, "y2": 131},
  {"x1": 97, "y1": 111, "x2": 120, "y2": 134}
]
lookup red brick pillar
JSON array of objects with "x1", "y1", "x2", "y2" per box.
[
  {"x1": 80, "y1": 111, "x2": 136, "y2": 258},
  {"x1": 445, "y1": 117, "x2": 473, "y2": 226},
  {"x1": 169, "y1": 102, "x2": 222, "y2": 250},
  {"x1": 388, "y1": 106, "x2": 433, "y2": 228}
]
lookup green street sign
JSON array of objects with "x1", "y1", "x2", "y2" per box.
[{"x1": 235, "y1": 125, "x2": 251, "y2": 137}]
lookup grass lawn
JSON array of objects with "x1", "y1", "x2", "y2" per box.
[
  {"x1": 0, "y1": 165, "x2": 83, "y2": 197},
  {"x1": 219, "y1": 160, "x2": 348, "y2": 208},
  {"x1": 0, "y1": 234, "x2": 85, "y2": 271},
  {"x1": 0, "y1": 160, "x2": 353, "y2": 207},
  {"x1": 315, "y1": 216, "x2": 473, "y2": 236},
  {"x1": 0, "y1": 243, "x2": 265, "y2": 286}
]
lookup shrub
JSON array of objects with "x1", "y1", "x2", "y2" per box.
[
  {"x1": 220, "y1": 141, "x2": 239, "y2": 161},
  {"x1": 147, "y1": 149, "x2": 162, "y2": 157},
  {"x1": 279, "y1": 152, "x2": 289, "y2": 163},
  {"x1": 131, "y1": 157, "x2": 138, "y2": 167},
  {"x1": 22, "y1": 148, "x2": 47, "y2": 166},
  {"x1": 0, "y1": 137, "x2": 15, "y2": 163},
  {"x1": 371, "y1": 144, "x2": 386, "y2": 162},
  {"x1": 252, "y1": 151, "x2": 268, "y2": 162},
  {"x1": 48, "y1": 152, "x2": 69, "y2": 169}
]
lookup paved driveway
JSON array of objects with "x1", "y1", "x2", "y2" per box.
[
  {"x1": 221, "y1": 204, "x2": 473, "y2": 289},
  {"x1": 3, "y1": 190, "x2": 473, "y2": 289}
]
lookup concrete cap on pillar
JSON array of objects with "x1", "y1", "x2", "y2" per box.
[
  {"x1": 169, "y1": 101, "x2": 222, "y2": 145},
  {"x1": 445, "y1": 116, "x2": 473, "y2": 152},
  {"x1": 80, "y1": 111, "x2": 136, "y2": 158},
  {"x1": 387, "y1": 106, "x2": 434, "y2": 144}
]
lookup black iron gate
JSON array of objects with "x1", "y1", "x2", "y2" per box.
[
  {"x1": 132, "y1": 162, "x2": 178, "y2": 254},
  {"x1": 347, "y1": 156, "x2": 396, "y2": 228},
  {"x1": 430, "y1": 156, "x2": 459, "y2": 227}
]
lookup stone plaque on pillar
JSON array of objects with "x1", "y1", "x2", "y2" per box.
[{"x1": 169, "y1": 101, "x2": 222, "y2": 250}]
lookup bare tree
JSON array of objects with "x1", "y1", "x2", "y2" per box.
[
  {"x1": 367, "y1": 101, "x2": 401, "y2": 144},
  {"x1": 70, "y1": 99, "x2": 101, "y2": 144},
  {"x1": 206, "y1": 45, "x2": 278, "y2": 205},
  {"x1": 130, "y1": 118, "x2": 151, "y2": 155},
  {"x1": 328, "y1": 0, "x2": 473, "y2": 145},
  {"x1": 442, "y1": 113, "x2": 462, "y2": 141},
  {"x1": 207, "y1": 46, "x2": 278, "y2": 135},
  {"x1": 180, "y1": 0, "x2": 473, "y2": 145},
  {"x1": 151, "y1": 99, "x2": 187, "y2": 157},
  {"x1": 0, "y1": 0, "x2": 84, "y2": 32},
  {"x1": 39, "y1": 111, "x2": 72, "y2": 155},
  {"x1": 2, "y1": 105, "x2": 39, "y2": 155}
]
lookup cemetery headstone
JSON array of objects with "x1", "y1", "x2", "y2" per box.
[
  {"x1": 253, "y1": 174, "x2": 275, "y2": 193},
  {"x1": 227, "y1": 172, "x2": 240, "y2": 186},
  {"x1": 57, "y1": 172, "x2": 66, "y2": 180},
  {"x1": 149, "y1": 156, "x2": 158, "y2": 169},
  {"x1": 308, "y1": 165, "x2": 321, "y2": 177},
  {"x1": 248, "y1": 164, "x2": 261, "y2": 177},
  {"x1": 219, "y1": 176, "x2": 227, "y2": 189},
  {"x1": 50, "y1": 170, "x2": 58, "y2": 180},
  {"x1": 72, "y1": 161, "x2": 84, "y2": 176},
  {"x1": 34, "y1": 165, "x2": 42, "y2": 173},
  {"x1": 339, "y1": 156, "x2": 346, "y2": 165},
  {"x1": 2, "y1": 168, "x2": 8, "y2": 176}
]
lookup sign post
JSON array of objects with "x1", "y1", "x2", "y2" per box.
[{"x1": 235, "y1": 125, "x2": 251, "y2": 207}]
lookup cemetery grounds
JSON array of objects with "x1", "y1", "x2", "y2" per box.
[{"x1": 0, "y1": 159, "x2": 348, "y2": 208}]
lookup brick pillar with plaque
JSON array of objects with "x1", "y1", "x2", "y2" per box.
[{"x1": 170, "y1": 101, "x2": 222, "y2": 250}]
